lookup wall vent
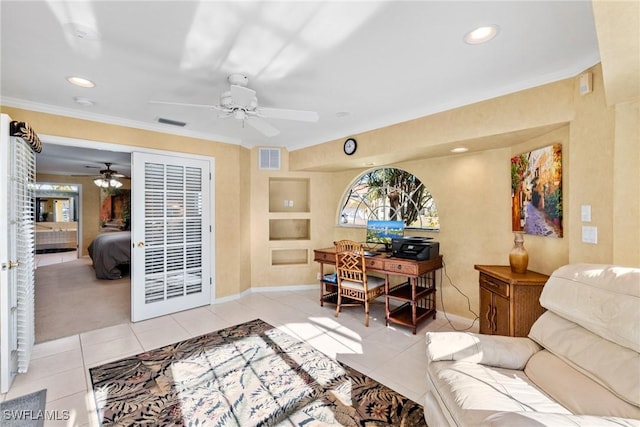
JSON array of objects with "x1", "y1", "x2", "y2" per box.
[
  {"x1": 259, "y1": 148, "x2": 281, "y2": 170},
  {"x1": 157, "y1": 117, "x2": 187, "y2": 127}
]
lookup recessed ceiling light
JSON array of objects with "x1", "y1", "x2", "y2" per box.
[
  {"x1": 464, "y1": 25, "x2": 499, "y2": 45},
  {"x1": 66, "y1": 76, "x2": 95, "y2": 88},
  {"x1": 451, "y1": 147, "x2": 469, "y2": 153},
  {"x1": 73, "y1": 96, "x2": 95, "y2": 107}
]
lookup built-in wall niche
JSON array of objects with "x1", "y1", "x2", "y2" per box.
[
  {"x1": 268, "y1": 178, "x2": 310, "y2": 213},
  {"x1": 269, "y1": 219, "x2": 310, "y2": 241},
  {"x1": 271, "y1": 249, "x2": 309, "y2": 266}
]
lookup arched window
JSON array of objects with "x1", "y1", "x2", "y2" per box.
[{"x1": 339, "y1": 168, "x2": 440, "y2": 230}]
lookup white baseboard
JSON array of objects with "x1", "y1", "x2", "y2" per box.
[{"x1": 213, "y1": 284, "x2": 316, "y2": 304}]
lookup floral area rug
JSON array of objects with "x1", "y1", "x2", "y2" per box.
[{"x1": 89, "y1": 318, "x2": 427, "y2": 426}]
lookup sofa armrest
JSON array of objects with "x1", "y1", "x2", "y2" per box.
[
  {"x1": 426, "y1": 332, "x2": 541, "y2": 370},
  {"x1": 480, "y1": 411, "x2": 640, "y2": 426}
]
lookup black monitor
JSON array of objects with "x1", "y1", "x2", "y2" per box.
[{"x1": 366, "y1": 220, "x2": 404, "y2": 252}]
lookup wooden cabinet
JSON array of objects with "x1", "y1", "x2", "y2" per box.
[{"x1": 475, "y1": 265, "x2": 548, "y2": 337}]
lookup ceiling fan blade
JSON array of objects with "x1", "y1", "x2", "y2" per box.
[
  {"x1": 246, "y1": 117, "x2": 280, "y2": 137},
  {"x1": 149, "y1": 100, "x2": 218, "y2": 109},
  {"x1": 258, "y1": 107, "x2": 319, "y2": 122},
  {"x1": 230, "y1": 85, "x2": 257, "y2": 108}
]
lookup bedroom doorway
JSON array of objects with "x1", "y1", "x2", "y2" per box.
[{"x1": 34, "y1": 144, "x2": 133, "y2": 343}]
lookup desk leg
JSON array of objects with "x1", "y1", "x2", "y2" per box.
[
  {"x1": 411, "y1": 277, "x2": 417, "y2": 334},
  {"x1": 319, "y1": 262, "x2": 325, "y2": 306},
  {"x1": 384, "y1": 274, "x2": 390, "y2": 326}
]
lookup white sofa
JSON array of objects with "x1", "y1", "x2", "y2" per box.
[{"x1": 425, "y1": 263, "x2": 640, "y2": 426}]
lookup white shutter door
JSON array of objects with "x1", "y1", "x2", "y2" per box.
[
  {"x1": 13, "y1": 137, "x2": 36, "y2": 372},
  {"x1": 131, "y1": 152, "x2": 211, "y2": 322},
  {"x1": 0, "y1": 123, "x2": 36, "y2": 392}
]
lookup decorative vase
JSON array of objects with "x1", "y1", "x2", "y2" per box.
[{"x1": 509, "y1": 231, "x2": 529, "y2": 274}]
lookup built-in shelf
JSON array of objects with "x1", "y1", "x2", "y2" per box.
[
  {"x1": 269, "y1": 219, "x2": 310, "y2": 241},
  {"x1": 269, "y1": 178, "x2": 310, "y2": 213},
  {"x1": 271, "y1": 249, "x2": 309, "y2": 266}
]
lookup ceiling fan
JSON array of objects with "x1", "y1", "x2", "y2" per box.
[
  {"x1": 150, "y1": 74, "x2": 319, "y2": 137},
  {"x1": 74, "y1": 162, "x2": 128, "y2": 188}
]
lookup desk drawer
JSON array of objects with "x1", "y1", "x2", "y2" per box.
[
  {"x1": 479, "y1": 273, "x2": 509, "y2": 298},
  {"x1": 314, "y1": 251, "x2": 335, "y2": 263},
  {"x1": 365, "y1": 258, "x2": 385, "y2": 270},
  {"x1": 384, "y1": 260, "x2": 419, "y2": 276}
]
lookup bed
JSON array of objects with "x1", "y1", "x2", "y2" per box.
[{"x1": 88, "y1": 231, "x2": 131, "y2": 279}]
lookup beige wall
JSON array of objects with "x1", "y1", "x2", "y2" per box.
[
  {"x1": 0, "y1": 106, "x2": 249, "y2": 299},
  {"x1": 249, "y1": 148, "x2": 334, "y2": 288},
  {"x1": 2, "y1": 61, "x2": 638, "y2": 320},
  {"x1": 287, "y1": 64, "x2": 639, "y2": 320}
]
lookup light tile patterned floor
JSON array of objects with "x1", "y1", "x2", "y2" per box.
[
  {"x1": 35, "y1": 250, "x2": 79, "y2": 268},
  {"x1": 0, "y1": 289, "x2": 477, "y2": 427}
]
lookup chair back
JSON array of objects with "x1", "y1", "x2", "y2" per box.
[{"x1": 334, "y1": 240, "x2": 367, "y2": 288}]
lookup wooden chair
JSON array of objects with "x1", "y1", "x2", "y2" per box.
[{"x1": 334, "y1": 240, "x2": 386, "y2": 326}]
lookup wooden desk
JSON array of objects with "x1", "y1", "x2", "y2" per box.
[{"x1": 314, "y1": 248, "x2": 443, "y2": 334}]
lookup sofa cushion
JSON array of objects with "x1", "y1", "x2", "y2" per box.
[
  {"x1": 529, "y1": 311, "x2": 640, "y2": 407},
  {"x1": 540, "y1": 263, "x2": 640, "y2": 352},
  {"x1": 525, "y1": 349, "x2": 640, "y2": 419},
  {"x1": 426, "y1": 331, "x2": 541, "y2": 370},
  {"x1": 427, "y1": 360, "x2": 570, "y2": 426}
]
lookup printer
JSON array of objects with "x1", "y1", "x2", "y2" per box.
[{"x1": 392, "y1": 237, "x2": 439, "y2": 261}]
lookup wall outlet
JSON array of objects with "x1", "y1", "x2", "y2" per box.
[
  {"x1": 284, "y1": 199, "x2": 289, "y2": 207},
  {"x1": 316, "y1": 272, "x2": 321, "y2": 280}
]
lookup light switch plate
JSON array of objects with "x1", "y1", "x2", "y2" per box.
[
  {"x1": 581, "y1": 205, "x2": 591, "y2": 222},
  {"x1": 582, "y1": 226, "x2": 598, "y2": 244}
]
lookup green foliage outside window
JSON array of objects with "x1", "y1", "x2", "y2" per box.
[{"x1": 339, "y1": 168, "x2": 439, "y2": 230}]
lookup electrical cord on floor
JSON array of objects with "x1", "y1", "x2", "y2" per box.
[{"x1": 437, "y1": 259, "x2": 479, "y2": 332}]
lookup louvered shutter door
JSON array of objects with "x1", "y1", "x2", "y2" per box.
[
  {"x1": 132, "y1": 153, "x2": 211, "y2": 322},
  {"x1": 12, "y1": 137, "x2": 36, "y2": 373}
]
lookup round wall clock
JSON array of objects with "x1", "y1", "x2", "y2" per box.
[{"x1": 343, "y1": 138, "x2": 357, "y2": 155}]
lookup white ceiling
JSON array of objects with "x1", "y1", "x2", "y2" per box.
[{"x1": 1, "y1": 1, "x2": 600, "y2": 175}]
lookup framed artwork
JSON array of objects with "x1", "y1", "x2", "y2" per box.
[{"x1": 511, "y1": 143, "x2": 562, "y2": 237}]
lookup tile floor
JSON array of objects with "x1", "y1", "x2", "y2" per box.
[
  {"x1": 0, "y1": 288, "x2": 477, "y2": 427},
  {"x1": 35, "y1": 250, "x2": 78, "y2": 268}
]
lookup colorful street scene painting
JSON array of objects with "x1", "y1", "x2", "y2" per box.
[{"x1": 511, "y1": 143, "x2": 563, "y2": 237}]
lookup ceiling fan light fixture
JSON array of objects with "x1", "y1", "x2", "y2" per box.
[
  {"x1": 234, "y1": 109, "x2": 246, "y2": 120},
  {"x1": 94, "y1": 177, "x2": 123, "y2": 189},
  {"x1": 464, "y1": 25, "x2": 499, "y2": 45}
]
